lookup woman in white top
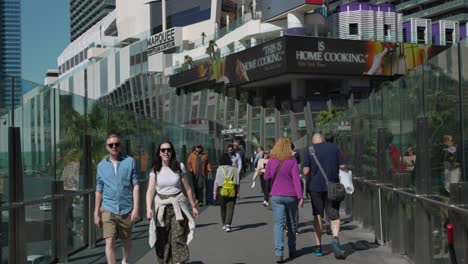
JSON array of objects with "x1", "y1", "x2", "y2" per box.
[
  {"x1": 146, "y1": 141, "x2": 199, "y2": 264},
  {"x1": 252, "y1": 150, "x2": 270, "y2": 207}
]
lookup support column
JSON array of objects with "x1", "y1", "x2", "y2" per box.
[
  {"x1": 291, "y1": 79, "x2": 306, "y2": 100},
  {"x1": 8, "y1": 127, "x2": 26, "y2": 264},
  {"x1": 287, "y1": 11, "x2": 305, "y2": 36}
]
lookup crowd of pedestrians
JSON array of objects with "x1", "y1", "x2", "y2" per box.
[{"x1": 93, "y1": 133, "x2": 349, "y2": 263}]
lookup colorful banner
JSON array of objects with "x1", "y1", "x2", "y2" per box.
[
  {"x1": 170, "y1": 36, "x2": 448, "y2": 87},
  {"x1": 287, "y1": 36, "x2": 447, "y2": 76}
]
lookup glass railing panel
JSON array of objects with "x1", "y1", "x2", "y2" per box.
[
  {"x1": 382, "y1": 81, "x2": 404, "y2": 182},
  {"x1": 424, "y1": 46, "x2": 461, "y2": 197},
  {"x1": 428, "y1": 204, "x2": 451, "y2": 263},
  {"x1": 22, "y1": 82, "x2": 57, "y2": 202},
  {"x1": 25, "y1": 203, "x2": 52, "y2": 263},
  {"x1": 67, "y1": 194, "x2": 86, "y2": 252},
  {"x1": 57, "y1": 90, "x2": 87, "y2": 194},
  {"x1": 461, "y1": 42, "x2": 468, "y2": 183},
  {"x1": 399, "y1": 75, "x2": 418, "y2": 188},
  {"x1": 1, "y1": 209, "x2": 9, "y2": 262}
]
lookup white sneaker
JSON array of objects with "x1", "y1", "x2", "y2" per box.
[
  {"x1": 262, "y1": 201, "x2": 268, "y2": 207},
  {"x1": 122, "y1": 260, "x2": 129, "y2": 264},
  {"x1": 225, "y1": 225, "x2": 232, "y2": 232},
  {"x1": 222, "y1": 224, "x2": 227, "y2": 230}
]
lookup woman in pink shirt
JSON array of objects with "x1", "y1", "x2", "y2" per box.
[{"x1": 264, "y1": 137, "x2": 304, "y2": 263}]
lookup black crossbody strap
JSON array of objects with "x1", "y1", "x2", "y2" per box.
[
  {"x1": 271, "y1": 160, "x2": 285, "y2": 188},
  {"x1": 308, "y1": 145, "x2": 329, "y2": 186}
]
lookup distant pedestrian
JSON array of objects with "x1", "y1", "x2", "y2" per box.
[
  {"x1": 303, "y1": 133, "x2": 347, "y2": 259},
  {"x1": 253, "y1": 146, "x2": 264, "y2": 171},
  {"x1": 213, "y1": 153, "x2": 240, "y2": 232},
  {"x1": 187, "y1": 144, "x2": 212, "y2": 206},
  {"x1": 264, "y1": 137, "x2": 303, "y2": 263},
  {"x1": 146, "y1": 140, "x2": 199, "y2": 264},
  {"x1": 233, "y1": 141, "x2": 246, "y2": 177},
  {"x1": 94, "y1": 134, "x2": 139, "y2": 264},
  {"x1": 251, "y1": 149, "x2": 271, "y2": 206}
]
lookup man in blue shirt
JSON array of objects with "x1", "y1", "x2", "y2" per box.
[
  {"x1": 94, "y1": 134, "x2": 139, "y2": 264},
  {"x1": 303, "y1": 133, "x2": 346, "y2": 259}
]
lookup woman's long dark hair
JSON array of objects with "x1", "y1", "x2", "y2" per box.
[{"x1": 151, "y1": 140, "x2": 181, "y2": 173}]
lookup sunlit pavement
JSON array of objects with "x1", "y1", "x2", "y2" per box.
[{"x1": 135, "y1": 172, "x2": 412, "y2": 264}]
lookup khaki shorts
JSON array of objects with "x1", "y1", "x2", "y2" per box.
[{"x1": 101, "y1": 208, "x2": 132, "y2": 240}]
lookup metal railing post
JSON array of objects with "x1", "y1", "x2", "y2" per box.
[
  {"x1": 392, "y1": 172, "x2": 412, "y2": 254},
  {"x1": 449, "y1": 182, "x2": 468, "y2": 264},
  {"x1": 84, "y1": 135, "x2": 97, "y2": 249},
  {"x1": 52, "y1": 180, "x2": 67, "y2": 262},
  {"x1": 8, "y1": 127, "x2": 26, "y2": 264}
]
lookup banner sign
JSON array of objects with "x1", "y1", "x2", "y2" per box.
[
  {"x1": 147, "y1": 27, "x2": 182, "y2": 56},
  {"x1": 218, "y1": 37, "x2": 287, "y2": 85},
  {"x1": 169, "y1": 36, "x2": 448, "y2": 87},
  {"x1": 287, "y1": 35, "x2": 447, "y2": 76}
]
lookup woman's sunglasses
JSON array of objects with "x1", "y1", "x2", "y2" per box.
[{"x1": 160, "y1": 148, "x2": 172, "y2": 153}]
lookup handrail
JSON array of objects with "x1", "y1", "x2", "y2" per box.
[{"x1": 354, "y1": 178, "x2": 468, "y2": 216}]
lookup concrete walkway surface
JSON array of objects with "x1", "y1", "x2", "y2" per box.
[{"x1": 135, "y1": 173, "x2": 412, "y2": 264}]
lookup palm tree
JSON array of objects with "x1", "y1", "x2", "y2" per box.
[
  {"x1": 201, "y1": 32, "x2": 206, "y2": 45},
  {"x1": 182, "y1": 55, "x2": 193, "y2": 70},
  {"x1": 206, "y1": 40, "x2": 218, "y2": 61},
  {"x1": 317, "y1": 108, "x2": 341, "y2": 127}
]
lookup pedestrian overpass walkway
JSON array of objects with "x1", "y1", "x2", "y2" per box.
[{"x1": 69, "y1": 173, "x2": 412, "y2": 264}]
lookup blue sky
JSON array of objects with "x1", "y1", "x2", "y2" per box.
[{"x1": 21, "y1": 0, "x2": 70, "y2": 84}]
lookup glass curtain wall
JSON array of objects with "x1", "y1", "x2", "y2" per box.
[{"x1": 0, "y1": 76, "x2": 223, "y2": 263}]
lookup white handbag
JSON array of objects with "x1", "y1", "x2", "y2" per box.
[{"x1": 339, "y1": 169, "x2": 354, "y2": 194}]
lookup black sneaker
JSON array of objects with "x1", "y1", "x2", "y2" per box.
[
  {"x1": 313, "y1": 246, "x2": 323, "y2": 257},
  {"x1": 331, "y1": 237, "x2": 345, "y2": 259},
  {"x1": 275, "y1": 256, "x2": 283, "y2": 263}
]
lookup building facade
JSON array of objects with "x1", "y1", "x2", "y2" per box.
[
  {"x1": 0, "y1": 0, "x2": 21, "y2": 114},
  {"x1": 328, "y1": 0, "x2": 468, "y2": 24},
  {"x1": 70, "y1": 0, "x2": 115, "y2": 41}
]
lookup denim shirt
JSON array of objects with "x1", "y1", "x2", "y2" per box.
[{"x1": 96, "y1": 154, "x2": 139, "y2": 215}]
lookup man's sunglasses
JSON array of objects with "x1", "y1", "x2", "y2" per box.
[
  {"x1": 107, "y1": 143, "x2": 120, "y2": 148},
  {"x1": 160, "y1": 148, "x2": 172, "y2": 153}
]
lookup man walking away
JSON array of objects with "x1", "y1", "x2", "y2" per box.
[
  {"x1": 233, "y1": 141, "x2": 246, "y2": 178},
  {"x1": 187, "y1": 144, "x2": 212, "y2": 206},
  {"x1": 95, "y1": 134, "x2": 140, "y2": 264},
  {"x1": 303, "y1": 133, "x2": 347, "y2": 259}
]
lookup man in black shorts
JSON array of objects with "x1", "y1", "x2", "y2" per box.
[{"x1": 303, "y1": 133, "x2": 347, "y2": 259}]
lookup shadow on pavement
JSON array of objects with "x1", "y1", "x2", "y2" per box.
[
  {"x1": 237, "y1": 200, "x2": 268, "y2": 205},
  {"x1": 342, "y1": 240, "x2": 380, "y2": 258},
  {"x1": 240, "y1": 195, "x2": 263, "y2": 200},
  {"x1": 195, "y1": 222, "x2": 217, "y2": 228},
  {"x1": 233, "y1": 222, "x2": 267, "y2": 231}
]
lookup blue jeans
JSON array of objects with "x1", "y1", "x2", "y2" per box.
[{"x1": 271, "y1": 196, "x2": 298, "y2": 257}]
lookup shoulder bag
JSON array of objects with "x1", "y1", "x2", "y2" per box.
[
  {"x1": 268, "y1": 160, "x2": 285, "y2": 209},
  {"x1": 308, "y1": 145, "x2": 346, "y2": 202}
]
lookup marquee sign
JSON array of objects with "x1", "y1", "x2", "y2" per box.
[{"x1": 147, "y1": 27, "x2": 182, "y2": 56}]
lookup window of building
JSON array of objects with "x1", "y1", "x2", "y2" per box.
[
  {"x1": 349, "y1": 23, "x2": 358, "y2": 35},
  {"x1": 403, "y1": 28, "x2": 407, "y2": 42},
  {"x1": 417, "y1": 27, "x2": 426, "y2": 44},
  {"x1": 384, "y1": 24, "x2": 391, "y2": 37},
  {"x1": 445, "y1": 29, "x2": 454, "y2": 45}
]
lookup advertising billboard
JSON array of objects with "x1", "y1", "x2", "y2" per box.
[
  {"x1": 170, "y1": 36, "x2": 448, "y2": 87},
  {"x1": 286, "y1": 36, "x2": 447, "y2": 76}
]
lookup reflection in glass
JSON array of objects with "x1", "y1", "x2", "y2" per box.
[{"x1": 25, "y1": 204, "x2": 52, "y2": 263}]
